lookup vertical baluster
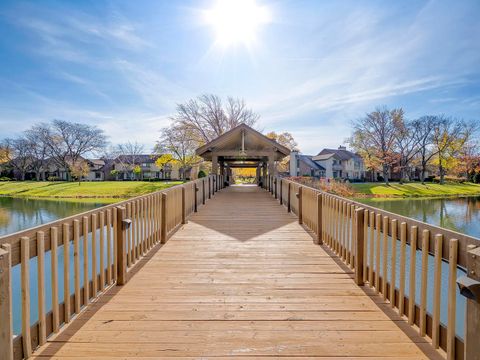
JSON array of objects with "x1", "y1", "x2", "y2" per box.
[
  {"x1": 106, "y1": 209, "x2": 112, "y2": 284},
  {"x1": 161, "y1": 192, "x2": 167, "y2": 243},
  {"x1": 63, "y1": 224, "x2": 70, "y2": 323},
  {"x1": 150, "y1": 195, "x2": 154, "y2": 247},
  {"x1": 336, "y1": 199, "x2": 341, "y2": 254},
  {"x1": 328, "y1": 196, "x2": 333, "y2": 247},
  {"x1": 91, "y1": 214, "x2": 97, "y2": 297},
  {"x1": 21, "y1": 236, "x2": 32, "y2": 358},
  {"x1": 382, "y1": 216, "x2": 389, "y2": 299},
  {"x1": 143, "y1": 198, "x2": 147, "y2": 252},
  {"x1": 324, "y1": 196, "x2": 328, "y2": 245},
  {"x1": 390, "y1": 220, "x2": 398, "y2": 307},
  {"x1": 339, "y1": 201, "x2": 345, "y2": 259},
  {"x1": 135, "y1": 200, "x2": 140, "y2": 257},
  {"x1": 375, "y1": 214, "x2": 381, "y2": 293},
  {"x1": 83, "y1": 216, "x2": 89, "y2": 305},
  {"x1": 447, "y1": 238, "x2": 458, "y2": 360},
  {"x1": 73, "y1": 219, "x2": 81, "y2": 313},
  {"x1": 153, "y1": 194, "x2": 158, "y2": 244},
  {"x1": 145, "y1": 197, "x2": 150, "y2": 250},
  {"x1": 126, "y1": 203, "x2": 131, "y2": 267},
  {"x1": 50, "y1": 228, "x2": 59, "y2": 333},
  {"x1": 432, "y1": 234, "x2": 443, "y2": 349},
  {"x1": 346, "y1": 204, "x2": 351, "y2": 266},
  {"x1": 398, "y1": 222, "x2": 407, "y2": 316},
  {"x1": 113, "y1": 208, "x2": 118, "y2": 283},
  {"x1": 408, "y1": 226, "x2": 418, "y2": 325},
  {"x1": 36, "y1": 231, "x2": 46, "y2": 345},
  {"x1": 351, "y1": 204, "x2": 356, "y2": 267},
  {"x1": 368, "y1": 211, "x2": 375, "y2": 286},
  {"x1": 99, "y1": 211, "x2": 105, "y2": 291},
  {"x1": 342, "y1": 202, "x2": 347, "y2": 261},
  {"x1": 420, "y1": 229, "x2": 429, "y2": 336},
  {"x1": 363, "y1": 210, "x2": 368, "y2": 284}
]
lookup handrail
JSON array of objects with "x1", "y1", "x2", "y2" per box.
[
  {"x1": 265, "y1": 174, "x2": 480, "y2": 360},
  {"x1": 0, "y1": 174, "x2": 225, "y2": 360}
]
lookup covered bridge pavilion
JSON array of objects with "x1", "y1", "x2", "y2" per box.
[{"x1": 195, "y1": 123, "x2": 290, "y2": 185}]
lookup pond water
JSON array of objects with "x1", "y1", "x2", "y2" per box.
[
  {"x1": 0, "y1": 197, "x2": 108, "y2": 236},
  {"x1": 357, "y1": 196, "x2": 480, "y2": 239},
  {"x1": 358, "y1": 196, "x2": 480, "y2": 340},
  {"x1": 0, "y1": 197, "x2": 109, "y2": 336}
]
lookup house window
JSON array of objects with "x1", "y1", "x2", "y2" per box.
[{"x1": 95, "y1": 172, "x2": 102, "y2": 179}]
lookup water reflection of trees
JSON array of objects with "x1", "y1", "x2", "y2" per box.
[
  {"x1": 0, "y1": 208, "x2": 10, "y2": 227},
  {"x1": 362, "y1": 196, "x2": 480, "y2": 238},
  {"x1": 0, "y1": 198, "x2": 103, "y2": 235}
]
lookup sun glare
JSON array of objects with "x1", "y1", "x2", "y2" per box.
[{"x1": 204, "y1": 0, "x2": 271, "y2": 47}]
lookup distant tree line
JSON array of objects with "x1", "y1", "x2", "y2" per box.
[
  {"x1": 348, "y1": 107, "x2": 479, "y2": 184},
  {"x1": 0, "y1": 119, "x2": 107, "y2": 181}
]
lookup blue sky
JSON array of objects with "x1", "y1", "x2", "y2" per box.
[{"x1": 0, "y1": 0, "x2": 479, "y2": 155}]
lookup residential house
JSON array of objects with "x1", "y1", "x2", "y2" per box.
[
  {"x1": 110, "y1": 155, "x2": 199, "y2": 181},
  {"x1": 290, "y1": 146, "x2": 365, "y2": 180},
  {"x1": 289, "y1": 153, "x2": 326, "y2": 178}
]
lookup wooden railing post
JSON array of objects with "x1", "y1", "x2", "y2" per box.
[
  {"x1": 194, "y1": 184, "x2": 199, "y2": 212},
  {"x1": 297, "y1": 187, "x2": 303, "y2": 224},
  {"x1": 116, "y1": 206, "x2": 127, "y2": 286},
  {"x1": 0, "y1": 244, "x2": 13, "y2": 360},
  {"x1": 354, "y1": 208, "x2": 365, "y2": 286},
  {"x1": 181, "y1": 186, "x2": 186, "y2": 224},
  {"x1": 279, "y1": 179, "x2": 283, "y2": 205},
  {"x1": 316, "y1": 193, "x2": 323, "y2": 245},
  {"x1": 287, "y1": 182, "x2": 291, "y2": 212},
  {"x1": 274, "y1": 178, "x2": 277, "y2": 199},
  {"x1": 202, "y1": 179, "x2": 206, "y2": 205},
  {"x1": 208, "y1": 177, "x2": 211, "y2": 199},
  {"x1": 464, "y1": 245, "x2": 480, "y2": 360},
  {"x1": 161, "y1": 192, "x2": 167, "y2": 244}
]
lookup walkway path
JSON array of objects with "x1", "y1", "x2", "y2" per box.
[{"x1": 34, "y1": 185, "x2": 437, "y2": 359}]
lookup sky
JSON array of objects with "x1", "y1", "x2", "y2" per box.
[{"x1": 0, "y1": 0, "x2": 479, "y2": 155}]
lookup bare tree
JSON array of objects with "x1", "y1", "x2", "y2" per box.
[
  {"x1": 114, "y1": 141, "x2": 145, "y2": 180},
  {"x1": 41, "y1": 120, "x2": 107, "y2": 180},
  {"x1": 171, "y1": 94, "x2": 259, "y2": 145},
  {"x1": 2, "y1": 138, "x2": 32, "y2": 180},
  {"x1": 394, "y1": 118, "x2": 420, "y2": 183},
  {"x1": 412, "y1": 116, "x2": 438, "y2": 184},
  {"x1": 350, "y1": 107, "x2": 401, "y2": 184},
  {"x1": 24, "y1": 126, "x2": 49, "y2": 181}
]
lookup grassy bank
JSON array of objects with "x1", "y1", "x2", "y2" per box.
[
  {"x1": 0, "y1": 181, "x2": 183, "y2": 201},
  {"x1": 351, "y1": 182, "x2": 480, "y2": 198}
]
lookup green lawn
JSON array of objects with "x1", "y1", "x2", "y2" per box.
[
  {"x1": 350, "y1": 182, "x2": 480, "y2": 197},
  {"x1": 0, "y1": 181, "x2": 183, "y2": 200}
]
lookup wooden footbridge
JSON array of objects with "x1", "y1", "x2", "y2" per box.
[
  {"x1": 0, "y1": 124, "x2": 479, "y2": 360},
  {"x1": 0, "y1": 176, "x2": 479, "y2": 359}
]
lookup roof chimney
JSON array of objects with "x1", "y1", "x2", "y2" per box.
[{"x1": 338, "y1": 145, "x2": 347, "y2": 150}]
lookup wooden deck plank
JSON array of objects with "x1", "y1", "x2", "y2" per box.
[{"x1": 34, "y1": 185, "x2": 439, "y2": 359}]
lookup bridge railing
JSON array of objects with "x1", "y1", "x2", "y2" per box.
[
  {"x1": 0, "y1": 174, "x2": 225, "y2": 360},
  {"x1": 266, "y1": 175, "x2": 480, "y2": 360}
]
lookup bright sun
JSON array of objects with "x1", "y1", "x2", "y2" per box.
[{"x1": 204, "y1": 0, "x2": 271, "y2": 47}]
